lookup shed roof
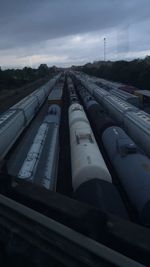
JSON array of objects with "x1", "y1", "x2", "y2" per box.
[{"x1": 135, "y1": 90, "x2": 150, "y2": 98}]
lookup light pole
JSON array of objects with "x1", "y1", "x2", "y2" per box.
[{"x1": 104, "y1": 37, "x2": 106, "y2": 61}]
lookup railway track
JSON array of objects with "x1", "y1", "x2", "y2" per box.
[{"x1": 0, "y1": 71, "x2": 150, "y2": 266}]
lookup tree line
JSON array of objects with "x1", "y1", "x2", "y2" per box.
[
  {"x1": 76, "y1": 56, "x2": 150, "y2": 90},
  {"x1": 0, "y1": 64, "x2": 58, "y2": 91}
]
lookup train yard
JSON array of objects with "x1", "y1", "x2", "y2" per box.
[{"x1": 0, "y1": 71, "x2": 150, "y2": 266}]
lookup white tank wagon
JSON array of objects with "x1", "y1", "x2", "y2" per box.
[
  {"x1": 124, "y1": 110, "x2": 150, "y2": 157},
  {"x1": 18, "y1": 104, "x2": 61, "y2": 191},
  {"x1": 0, "y1": 75, "x2": 59, "y2": 160},
  {"x1": 68, "y1": 103, "x2": 112, "y2": 191}
]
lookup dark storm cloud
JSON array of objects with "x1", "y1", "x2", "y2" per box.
[
  {"x1": 0, "y1": 0, "x2": 150, "y2": 66},
  {"x1": 0, "y1": 0, "x2": 149, "y2": 48}
]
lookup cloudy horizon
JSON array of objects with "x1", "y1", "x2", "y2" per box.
[{"x1": 0, "y1": 0, "x2": 150, "y2": 68}]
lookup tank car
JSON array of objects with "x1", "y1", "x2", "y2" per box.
[
  {"x1": 69, "y1": 102, "x2": 128, "y2": 218},
  {"x1": 69, "y1": 103, "x2": 112, "y2": 191},
  {"x1": 102, "y1": 126, "x2": 150, "y2": 225},
  {"x1": 74, "y1": 178, "x2": 128, "y2": 218},
  {"x1": 67, "y1": 77, "x2": 129, "y2": 218},
  {"x1": 82, "y1": 78, "x2": 150, "y2": 156},
  {"x1": 86, "y1": 101, "x2": 117, "y2": 138},
  {"x1": 75, "y1": 82, "x2": 117, "y2": 139},
  {"x1": 74, "y1": 75, "x2": 139, "y2": 124},
  {"x1": 80, "y1": 81, "x2": 137, "y2": 124}
]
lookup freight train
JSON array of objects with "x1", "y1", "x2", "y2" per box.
[
  {"x1": 86, "y1": 74, "x2": 140, "y2": 107},
  {"x1": 18, "y1": 77, "x2": 64, "y2": 189},
  {"x1": 0, "y1": 73, "x2": 149, "y2": 266},
  {"x1": 75, "y1": 74, "x2": 150, "y2": 157},
  {"x1": 0, "y1": 75, "x2": 60, "y2": 160},
  {"x1": 78, "y1": 72, "x2": 139, "y2": 96},
  {"x1": 67, "y1": 77, "x2": 128, "y2": 219},
  {"x1": 73, "y1": 76, "x2": 150, "y2": 226},
  {"x1": 74, "y1": 80, "x2": 116, "y2": 138},
  {"x1": 18, "y1": 104, "x2": 61, "y2": 190}
]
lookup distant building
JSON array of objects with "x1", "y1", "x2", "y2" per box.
[{"x1": 135, "y1": 90, "x2": 150, "y2": 107}]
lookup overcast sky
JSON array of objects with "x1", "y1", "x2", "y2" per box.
[{"x1": 0, "y1": 0, "x2": 150, "y2": 68}]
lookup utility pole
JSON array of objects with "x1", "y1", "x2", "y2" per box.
[{"x1": 104, "y1": 37, "x2": 106, "y2": 61}]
